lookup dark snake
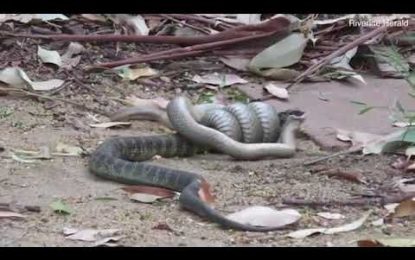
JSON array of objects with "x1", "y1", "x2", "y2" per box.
[{"x1": 89, "y1": 96, "x2": 304, "y2": 232}]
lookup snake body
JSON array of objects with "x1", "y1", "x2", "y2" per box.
[{"x1": 89, "y1": 96, "x2": 303, "y2": 231}]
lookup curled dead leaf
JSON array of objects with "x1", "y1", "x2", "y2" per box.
[
  {"x1": 226, "y1": 206, "x2": 301, "y2": 228},
  {"x1": 264, "y1": 83, "x2": 289, "y2": 100},
  {"x1": 287, "y1": 211, "x2": 371, "y2": 239},
  {"x1": 89, "y1": 122, "x2": 132, "y2": 128}
]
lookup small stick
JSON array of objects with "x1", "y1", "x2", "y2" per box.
[
  {"x1": 282, "y1": 192, "x2": 415, "y2": 207},
  {"x1": 286, "y1": 26, "x2": 388, "y2": 90},
  {"x1": 303, "y1": 146, "x2": 362, "y2": 166},
  {"x1": 160, "y1": 14, "x2": 211, "y2": 35},
  {"x1": 96, "y1": 31, "x2": 276, "y2": 68}
]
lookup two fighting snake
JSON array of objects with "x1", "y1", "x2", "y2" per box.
[{"x1": 89, "y1": 96, "x2": 304, "y2": 232}]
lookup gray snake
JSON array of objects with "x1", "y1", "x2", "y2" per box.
[{"x1": 89, "y1": 96, "x2": 304, "y2": 232}]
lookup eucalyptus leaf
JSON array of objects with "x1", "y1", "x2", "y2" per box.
[{"x1": 248, "y1": 33, "x2": 308, "y2": 70}]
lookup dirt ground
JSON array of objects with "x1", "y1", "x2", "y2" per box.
[
  {"x1": 1, "y1": 15, "x2": 414, "y2": 247},
  {"x1": 1, "y1": 94, "x2": 414, "y2": 247}
]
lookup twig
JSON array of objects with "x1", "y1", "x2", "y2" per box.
[
  {"x1": 160, "y1": 14, "x2": 211, "y2": 35},
  {"x1": 62, "y1": 70, "x2": 99, "y2": 95},
  {"x1": 282, "y1": 192, "x2": 415, "y2": 207},
  {"x1": 303, "y1": 146, "x2": 362, "y2": 166},
  {"x1": 0, "y1": 86, "x2": 109, "y2": 117},
  {"x1": 286, "y1": 26, "x2": 388, "y2": 90},
  {"x1": 0, "y1": 17, "x2": 287, "y2": 47},
  {"x1": 317, "y1": 169, "x2": 367, "y2": 184},
  {"x1": 167, "y1": 14, "x2": 234, "y2": 30},
  {"x1": 96, "y1": 31, "x2": 277, "y2": 68}
]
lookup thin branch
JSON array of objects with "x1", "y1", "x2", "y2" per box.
[
  {"x1": 95, "y1": 31, "x2": 277, "y2": 68},
  {"x1": 286, "y1": 26, "x2": 389, "y2": 90}
]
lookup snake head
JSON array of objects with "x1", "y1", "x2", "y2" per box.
[{"x1": 279, "y1": 110, "x2": 306, "y2": 126}]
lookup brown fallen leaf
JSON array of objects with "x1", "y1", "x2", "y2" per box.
[
  {"x1": 152, "y1": 223, "x2": 174, "y2": 232},
  {"x1": 392, "y1": 198, "x2": 415, "y2": 218},
  {"x1": 358, "y1": 238, "x2": 415, "y2": 247},
  {"x1": 357, "y1": 240, "x2": 384, "y2": 247},
  {"x1": 318, "y1": 169, "x2": 367, "y2": 184},
  {"x1": 122, "y1": 185, "x2": 176, "y2": 198}
]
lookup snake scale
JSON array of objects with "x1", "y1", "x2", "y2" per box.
[{"x1": 89, "y1": 96, "x2": 304, "y2": 232}]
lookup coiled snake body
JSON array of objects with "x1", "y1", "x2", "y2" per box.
[{"x1": 89, "y1": 96, "x2": 304, "y2": 232}]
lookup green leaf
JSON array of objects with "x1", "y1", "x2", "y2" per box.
[
  {"x1": 50, "y1": 200, "x2": 72, "y2": 215},
  {"x1": 350, "y1": 100, "x2": 367, "y2": 106},
  {"x1": 359, "y1": 106, "x2": 374, "y2": 115}
]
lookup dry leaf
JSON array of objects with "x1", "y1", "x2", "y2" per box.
[
  {"x1": 65, "y1": 228, "x2": 120, "y2": 242},
  {"x1": 0, "y1": 14, "x2": 68, "y2": 24},
  {"x1": 122, "y1": 185, "x2": 176, "y2": 198},
  {"x1": 255, "y1": 68, "x2": 301, "y2": 81},
  {"x1": 371, "y1": 218, "x2": 384, "y2": 226},
  {"x1": 384, "y1": 203, "x2": 400, "y2": 215},
  {"x1": 10, "y1": 152, "x2": 38, "y2": 163},
  {"x1": 152, "y1": 223, "x2": 174, "y2": 232},
  {"x1": 226, "y1": 206, "x2": 301, "y2": 228},
  {"x1": 92, "y1": 235, "x2": 124, "y2": 247},
  {"x1": 192, "y1": 73, "x2": 248, "y2": 86},
  {"x1": 395, "y1": 178, "x2": 415, "y2": 193},
  {"x1": 249, "y1": 33, "x2": 308, "y2": 69},
  {"x1": 122, "y1": 15, "x2": 149, "y2": 35},
  {"x1": 393, "y1": 121, "x2": 414, "y2": 128},
  {"x1": 116, "y1": 66, "x2": 158, "y2": 81},
  {"x1": 317, "y1": 212, "x2": 345, "y2": 220},
  {"x1": 0, "y1": 67, "x2": 64, "y2": 91},
  {"x1": 287, "y1": 211, "x2": 370, "y2": 239},
  {"x1": 128, "y1": 193, "x2": 168, "y2": 204},
  {"x1": 80, "y1": 14, "x2": 107, "y2": 22},
  {"x1": 0, "y1": 211, "x2": 26, "y2": 219},
  {"x1": 406, "y1": 162, "x2": 415, "y2": 171},
  {"x1": 335, "y1": 128, "x2": 407, "y2": 155},
  {"x1": 236, "y1": 14, "x2": 262, "y2": 25},
  {"x1": 405, "y1": 146, "x2": 415, "y2": 160},
  {"x1": 219, "y1": 57, "x2": 250, "y2": 72},
  {"x1": 61, "y1": 42, "x2": 84, "y2": 69},
  {"x1": 37, "y1": 46, "x2": 62, "y2": 67},
  {"x1": 55, "y1": 142, "x2": 83, "y2": 156},
  {"x1": 89, "y1": 122, "x2": 132, "y2": 128},
  {"x1": 358, "y1": 238, "x2": 415, "y2": 247},
  {"x1": 264, "y1": 83, "x2": 289, "y2": 100},
  {"x1": 392, "y1": 198, "x2": 415, "y2": 218}
]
